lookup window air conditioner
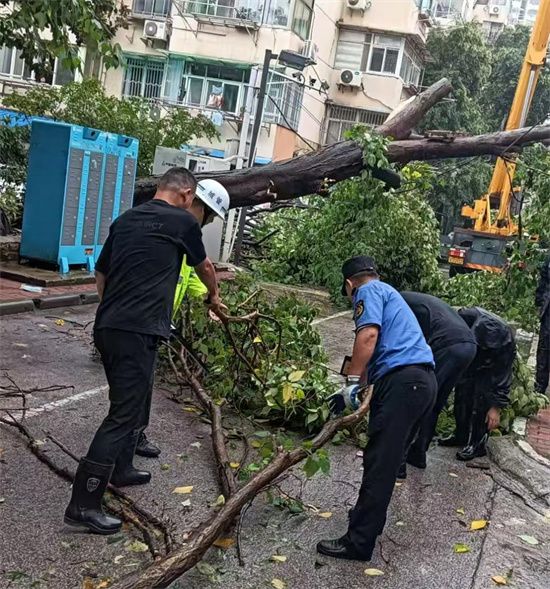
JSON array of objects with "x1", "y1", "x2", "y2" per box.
[
  {"x1": 144, "y1": 20, "x2": 169, "y2": 41},
  {"x1": 490, "y1": 6, "x2": 500, "y2": 15},
  {"x1": 347, "y1": 0, "x2": 368, "y2": 10},
  {"x1": 339, "y1": 69, "x2": 362, "y2": 87},
  {"x1": 302, "y1": 40, "x2": 318, "y2": 65}
]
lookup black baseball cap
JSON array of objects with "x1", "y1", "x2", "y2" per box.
[{"x1": 341, "y1": 255, "x2": 377, "y2": 295}]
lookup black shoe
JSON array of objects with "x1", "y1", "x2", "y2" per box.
[
  {"x1": 135, "y1": 431, "x2": 161, "y2": 458},
  {"x1": 456, "y1": 434, "x2": 488, "y2": 462},
  {"x1": 316, "y1": 537, "x2": 373, "y2": 562},
  {"x1": 64, "y1": 458, "x2": 121, "y2": 535},
  {"x1": 439, "y1": 434, "x2": 468, "y2": 448},
  {"x1": 111, "y1": 431, "x2": 151, "y2": 487},
  {"x1": 407, "y1": 445, "x2": 427, "y2": 469},
  {"x1": 396, "y1": 463, "x2": 407, "y2": 480}
]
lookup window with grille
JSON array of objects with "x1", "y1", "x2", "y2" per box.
[
  {"x1": 123, "y1": 57, "x2": 166, "y2": 99},
  {"x1": 163, "y1": 61, "x2": 251, "y2": 114},
  {"x1": 264, "y1": 71, "x2": 304, "y2": 129},
  {"x1": 324, "y1": 105, "x2": 388, "y2": 145},
  {"x1": 334, "y1": 31, "x2": 403, "y2": 76},
  {"x1": 133, "y1": 0, "x2": 172, "y2": 17}
]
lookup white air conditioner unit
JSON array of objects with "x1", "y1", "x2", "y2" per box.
[
  {"x1": 144, "y1": 20, "x2": 169, "y2": 41},
  {"x1": 301, "y1": 40, "x2": 318, "y2": 65},
  {"x1": 339, "y1": 69, "x2": 362, "y2": 87},
  {"x1": 347, "y1": 0, "x2": 368, "y2": 10},
  {"x1": 490, "y1": 5, "x2": 500, "y2": 15}
]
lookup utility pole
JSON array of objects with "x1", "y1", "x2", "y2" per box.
[
  {"x1": 233, "y1": 49, "x2": 275, "y2": 266},
  {"x1": 221, "y1": 67, "x2": 258, "y2": 262}
]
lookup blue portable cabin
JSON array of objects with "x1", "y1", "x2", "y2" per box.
[{"x1": 19, "y1": 120, "x2": 138, "y2": 273}]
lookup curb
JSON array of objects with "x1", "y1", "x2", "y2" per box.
[
  {"x1": 0, "y1": 291, "x2": 100, "y2": 316},
  {"x1": 0, "y1": 299, "x2": 36, "y2": 316}
]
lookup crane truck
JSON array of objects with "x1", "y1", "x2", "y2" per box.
[{"x1": 447, "y1": 0, "x2": 550, "y2": 276}]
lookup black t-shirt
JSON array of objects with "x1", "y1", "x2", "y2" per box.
[
  {"x1": 401, "y1": 292, "x2": 476, "y2": 352},
  {"x1": 95, "y1": 199, "x2": 207, "y2": 338}
]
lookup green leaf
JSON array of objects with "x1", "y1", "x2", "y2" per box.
[
  {"x1": 454, "y1": 543, "x2": 470, "y2": 554},
  {"x1": 303, "y1": 456, "x2": 320, "y2": 479}
]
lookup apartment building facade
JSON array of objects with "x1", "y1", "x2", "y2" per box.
[{"x1": 0, "y1": 0, "x2": 434, "y2": 168}]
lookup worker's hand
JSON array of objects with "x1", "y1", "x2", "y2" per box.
[
  {"x1": 486, "y1": 407, "x2": 501, "y2": 431},
  {"x1": 208, "y1": 303, "x2": 227, "y2": 322}
]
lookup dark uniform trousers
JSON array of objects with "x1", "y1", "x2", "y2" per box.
[
  {"x1": 535, "y1": 309, "x2": 550, "y2": 395},
  {"x1": 454, "y1": 343, "x2": 516, "y2": 444},
  {"x1": 345, "y1": 364, "x2": 437, "y2": 555},
  {"x1": 412, "y1": 342, "x2": 477, "y2": 453},
  {"x1": 87, "y1": 328, "x2": 160, "y2": 465}
]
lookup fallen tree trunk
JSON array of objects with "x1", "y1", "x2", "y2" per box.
[
  {"x1": 110, "y1": 388, "x2": 372, "y2": 589},
  {"x1": 134, "y1": 125, "x2": 550, "y2": 209}
]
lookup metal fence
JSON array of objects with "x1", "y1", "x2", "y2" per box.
[{"x1": 264, "y1": 73, "x2": 304, "y2": 130}]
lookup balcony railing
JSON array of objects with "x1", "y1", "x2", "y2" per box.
[
  {"x1": 133, "y1": 0, "x2": 172, "y2": 18},
  {"x1": 182, "y1": 0, "x2": 265, "y2": 22}
]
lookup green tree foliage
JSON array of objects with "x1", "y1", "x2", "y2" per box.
[
  {"x1": 421, "y1": 23, "x2": 491, "y2": 134},
  {"x1": 482, "y1": 26, "x2": 550, "y2": 131},
  {"x1": 169, "y1": 274, "x2": 336, "y2": 432},
  {"x1": 443, "y1": 242, "x2": 544, "y2": 332},
  {"x1": 426, "y1": 158, "x2": 494, "y2": 233},
  {"x1": 3, "y1": 78, "x2": 219, "y2": 178},
  {"x1": 252, "y1": 173, "x2": 444, "y2": 299},
  {"x1": 0, "y1": 0, "x2": 129, "y2": 76}
]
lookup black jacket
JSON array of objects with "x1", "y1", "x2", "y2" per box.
[
  {"x1": 458, "y1": 307, "x2": 516, "y2": 408},
  {"x1": 535, "y1": 255, "x2": 550, "y2": 317}
]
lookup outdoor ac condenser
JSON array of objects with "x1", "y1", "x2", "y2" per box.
[{"x1": 20, "y1": 120, "x2": 138, "y2": 274}]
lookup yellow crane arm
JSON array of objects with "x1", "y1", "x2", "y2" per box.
[{"x1": 463, "y1": 0, "x2": 550, "y2": 235}]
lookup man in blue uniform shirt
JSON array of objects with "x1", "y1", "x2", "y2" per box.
[{"x1": 318, "y1": 255, "x2": 437, "y2": 562}]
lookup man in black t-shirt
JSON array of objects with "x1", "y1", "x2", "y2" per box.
[
  {"x1": 64, "y1": 167, "x2": 224, "y2": 535},
  {"x1": 400, "y1": 292, "x2": 477, "y2": 474}
]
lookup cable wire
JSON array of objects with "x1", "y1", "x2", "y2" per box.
[{"x1": 266, "y1": 95, "x2": 317, "y2": 151}]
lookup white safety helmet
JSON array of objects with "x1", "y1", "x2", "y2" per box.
[{"x1": 195, "y1": 179, "x2": 230, "y2": 220}]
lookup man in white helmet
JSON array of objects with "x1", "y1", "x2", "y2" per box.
[
  {"x1": 136, "y1": 178, "x2": 230, "y2": 458},
  {"x1": 64, "y1": 168, "x2": 228, "y2": 535}
]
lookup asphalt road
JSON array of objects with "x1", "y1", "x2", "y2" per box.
[{"x1": 1, "y1": 306, "x2": 548, "y2": 589}]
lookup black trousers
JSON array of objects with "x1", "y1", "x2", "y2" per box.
[
  {"x1": 87, "y1": 328, "x2": 159, "y2": 464},
  {"x1": 535, "y1": 309, "x2": 550, "y2": 395},
  {"x1": 345, "y1": 364, "x2": 437, "y2": 555},
  {"x1": 411, "y1": 342, "x2": 477, "y2": 454}
]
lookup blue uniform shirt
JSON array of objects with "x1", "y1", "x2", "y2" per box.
[{"x1": 353, "y1": 280, "x2": 434, "y2": 383}]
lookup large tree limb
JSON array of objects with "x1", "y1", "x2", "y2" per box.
[
  {"x1": 134, "y1": 126, "x2": 550, "y2": 209},
  {"x1": 110, "y1": 388, "x2": 373, "y2": 589}
]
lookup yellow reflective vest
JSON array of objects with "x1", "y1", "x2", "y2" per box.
[{"x1": 172, "y1": 255, "x2": 208, "y2": 319}]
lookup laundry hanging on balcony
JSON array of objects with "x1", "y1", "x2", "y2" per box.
[{"x1": 207, "y1": 85, "x2": 224, "y2": 109}]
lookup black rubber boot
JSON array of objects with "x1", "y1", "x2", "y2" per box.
[
  {"x1": 110, "y1": 431, "x2": 151, "y2": 487},
  {"x1": 135, "y1": 431, "x2": 161, "y2": 458},
  {"x1": 316, "y1": 536, "x2": 374, "y2": 562},
  {"x1": 456, "y1": 409, "x2": 488, "y2": 462},
  {"x1": 64, "y1": 458, "x2": 121, "y2": 535}
]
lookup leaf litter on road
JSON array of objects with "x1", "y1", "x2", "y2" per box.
[
  {"x1": 492, "y1": 575, "x2": 507, "y2": 585},
  {"x1": 271, "y1": 555, "x2": 287, "y2": 562},
  {"x1": 518, "y1": 534, "x2": 539, "y2": 546},
  {"x1": 454, "y1": 543, "x2": 470, "y2": 553},
  {"x1": 471, "y1": 520, "x2": 488, "y2": 531},
  {"x1": 173, "y1": 486, "x2": 194, "y2": 494},
  {"x1": 364, "y1": 568, "x2": 385, "y2": 576},
  {"x1": 271, "y1": 579, "x2": 285, "y2": 589}
]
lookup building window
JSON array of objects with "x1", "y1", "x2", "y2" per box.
[
  {"x1": 265, "y1": 0, "x2": 292, "y2": 26},
  {"x1": 133, "y1": 0, "x2": 172, "y2": 17},
  {"x1": 334, "y1": 31, "x2": 403, "y2": 76},
  {"x1": 291, "y1": 0, "x2": 313, "y2": 40},
  {"x1": 163, "y1": 60, "x2": 251, "y2": 115},
  {"x1": 123, "y1": 57, "x2": 166, "y2": 99},
  {"x1": 186, "y1": 0, "x2": 264, "y2": 20},
  {"x1": 264, "y1": 71, "x2": 304, "y2": 129},
  {"x1": 0, "y1": 46, "x2": 28, "y2": 78},
  {"x1": 399, "y1": 41, "x2": 422, "y2": 87},
  {"x1": 324, "y1": 104, "x2": 388, "y2": 144}
]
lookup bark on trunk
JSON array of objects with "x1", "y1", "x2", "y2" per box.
[{"x1": 134, "y1": 125, "x2": 550, "y2": 209}]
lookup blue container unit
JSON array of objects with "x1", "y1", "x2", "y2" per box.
[
  {"x1": 95, "y1": 132, "x2": 139, "y2": 260},
  {"x1": 20, "y1": 120, "x2": 138, "y2": 274}
]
